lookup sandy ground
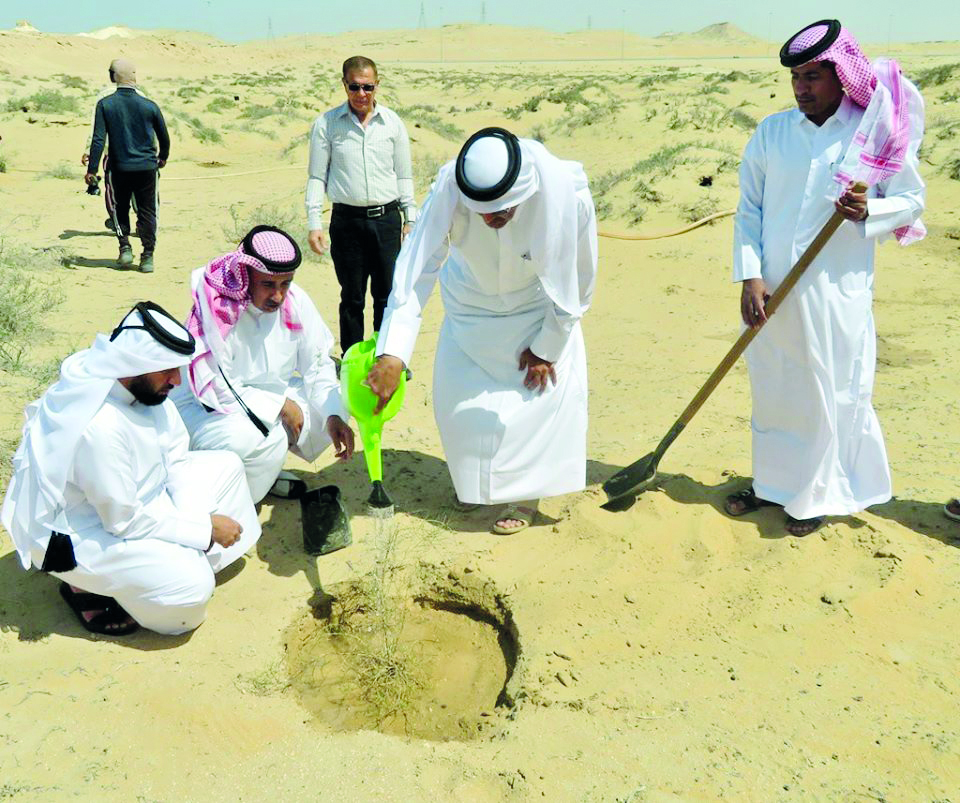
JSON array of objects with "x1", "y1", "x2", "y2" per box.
[{"x1": 1, "y1": 22, "x2": 960, "y2": 802}]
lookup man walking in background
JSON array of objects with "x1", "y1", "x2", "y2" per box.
[
  {"x1": 85, "y1": 58, "x2": 169, "y2": 274},
  {"x1": 305, "y1": 55, "x2": 416, "y2": 353},
  {"x1": 81, "y1": 58, "x2": 147, "y2": 233}
]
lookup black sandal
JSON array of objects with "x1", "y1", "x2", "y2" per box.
[
  {"x1": 785, "y1": 515, "x2": 824, "y2": 537},
  {"x1": 59, "y1": 582, "x2": 139, "y2": 636},
  {"x1": 723, "y1": 487, "x2": 777, "y2": 517}
]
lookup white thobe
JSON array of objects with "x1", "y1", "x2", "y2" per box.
[
  {"x1": 378, "y1": 194, "x2": 598, "y2": 505},
  {"x1": 24, "y1": 383, "x2": 262, "y2": 635},
  {"x1": 174, "y1": 280, "x2": 347, "y2": 503},
  {"x1": 734, "y1": 95, "x2": 925, "y2": 519}
]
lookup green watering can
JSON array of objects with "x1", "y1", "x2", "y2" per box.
[{"x1": 339, "y1": 333, "x2": 406, "y2": 512}]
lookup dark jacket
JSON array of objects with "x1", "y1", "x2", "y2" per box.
[{"x1": 88, "y1": 87, "x2": 170, "y2": 172}]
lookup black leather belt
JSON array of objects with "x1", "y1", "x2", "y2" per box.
[{"x1": 332, "y1": 200, "x2": 400, "y2": 219}]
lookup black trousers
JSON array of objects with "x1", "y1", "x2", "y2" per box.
[
  {"x1": 328, "y1": 206, "x2": 402, "y2": 353},
  {"x1": 109, "y1": 168, "x2": 158, "y2": 254}
]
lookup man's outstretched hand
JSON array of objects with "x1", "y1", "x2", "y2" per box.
[
  {"x1": 326, "y1": 414, "x2": 355, "y2": 460},
  {"x1": 519, "y1": 348, "x2": 556, "y2": 394},
  {"x1": 365, "y1": 355, "x2": 405, "y2": 415}
]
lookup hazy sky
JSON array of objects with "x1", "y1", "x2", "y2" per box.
[{"x1": 2, "y1": 0, "x2": 957, "y2": 45}]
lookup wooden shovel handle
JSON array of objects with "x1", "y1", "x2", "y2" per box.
[{"x1": 673, "y1": 182, "x2": 866, "y2": 431}]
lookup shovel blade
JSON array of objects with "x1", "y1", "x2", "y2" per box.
[{"x1": 603, "y1": 452, "x2": 659, "y2": 502}]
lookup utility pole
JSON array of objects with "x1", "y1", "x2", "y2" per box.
[
  {"x1": 481, "y1": 1, "x2": 486, "y2": 24},
  {"x1": 418, "y1": 1, "x2": 427, "y2": 28}
]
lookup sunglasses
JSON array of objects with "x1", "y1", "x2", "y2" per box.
[{"x1": 345, "y1": 82, "x2": 377, "y2": 92}]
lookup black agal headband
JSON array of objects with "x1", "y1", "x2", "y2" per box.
[
  {"x1": 241, "y1": 224, "x2": 302, "y2": 273},
  {"x1": 455, "y1": 127, "x2": 522, "y2": 203},
  {"x1": 110, "y1": 301, "x2": 195, "y2": 355},
  {"x1": 780, "y1": 19, "x2": 842, "y2": 68}
]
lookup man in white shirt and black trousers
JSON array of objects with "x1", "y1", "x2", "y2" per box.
[{"x1": 305, "y1": 55, "x2": 417, "y2": 353}]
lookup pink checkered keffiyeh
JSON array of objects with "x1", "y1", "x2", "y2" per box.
[
  {"x1": 788, "y1": 24, "x2": 926, "y2": 244},
  {"x1": 186, "y1": 231, "x2": 303, "y2": 411}
]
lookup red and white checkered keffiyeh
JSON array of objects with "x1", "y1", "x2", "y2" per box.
[
  {"x1": 186, "y1": 232, "x2": 303, "y2": 412},
  {"x1": 788, "y1": 24, "x2": 926, "y2": 244}
]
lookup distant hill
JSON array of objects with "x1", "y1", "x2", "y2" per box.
[{"x1": 657, "y1": 21, "x2": 765, "y2": 45}]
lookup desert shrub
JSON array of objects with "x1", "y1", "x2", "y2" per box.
[
  {"x1": 239, "y1": 104, "x2": 278, "y2": 120},
  {"x1": 724, "y1": 107, "x2": 758, "y2": 131},
  {"x1": 281, "y1": 132, "x2": 309, "y2": 160},
  {"x1": 0, "y1": 154, "x2": 6, "y2": 173},
  {"x1": 627, "y1": 203, "x2": 647, "y2": 224},
  {"x1": 40, "y1": 162, "x2": 79, "y2": 180},
  {"x1": 946, "y1": 156, "x2": 960, "y2": 181},
  {"x1": 206, "y1": 96, "x2": 235, "y2": 113},
  {"x1": 393, "y1": 105, "x2": 463, "y2": 141},
  {"x1": 632, "y1": 179, "x2": 662, "y2": 204},
  {"x1": 913, "y1": 63, "x2": 960, "y2": 89},
  {"x1": 232, "y1": 122, "x2": 278, "y2": 140},
  {"x1": 0, "y1": 241, "x2": 64, "y2": 374},
  {"x1": 223, "y1": 201, "x2": 308, "y2": 254},
  {"x1": 176, "y1": 113, "x2": 222, "y2": 143},
  {"x1": 529, "y1": 124, "x2": 547, "y2": 143},
  {"x1": 7, "y1": 89, "x2": 80, "y2": 114},
  {"x1": 682, "y1": 196, "x2": 721, "y2": 222},
  {"x1": 59, "y1": 75, "x2": 86, "y2": 90},
  {"x1": 413, "y1": 151, "x2": 444, "y2": 192}
]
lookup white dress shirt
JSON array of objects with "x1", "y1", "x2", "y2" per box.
[{"x1": 305, "y1": 101, "x2": 416, "y2": 230}]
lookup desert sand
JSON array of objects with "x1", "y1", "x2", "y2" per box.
[{"x1": 1, "y1": 21, "x2": 959, "y2": 802}]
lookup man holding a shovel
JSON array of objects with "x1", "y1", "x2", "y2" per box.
[{"x1": 726, "y1": 20, "x2": 925, "y2": 535}]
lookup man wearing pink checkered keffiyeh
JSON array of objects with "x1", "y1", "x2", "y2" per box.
[
  {"x1": 172, "y1": 226, "x2": 354, "y2": 503},
  {"x1": 725, "y1": 20, "x2": 926, "y2": 536}
]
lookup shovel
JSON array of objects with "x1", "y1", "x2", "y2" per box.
[{"x1": 602, "y1": 183, "x2": 867, "y2": 504}]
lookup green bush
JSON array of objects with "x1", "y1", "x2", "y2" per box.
[
  {"x1": 5, "y1": 90, "x2": 80, "y2": 114},
  {"x1": 913, "y1": 63, "x2": 960, "y2": 89},
  {"x1": 40, "y1": 162, "x2": 79, "y2": 180},
  {"x1": 206, "y1": 96, "x2": 235, "y2": 113},
  {"x1": 393, "y1": 105, "x2": 463, "y2": 141},
  {"x1": 0, "y1": 241, "x2": 64, "y2": 374},
  {"x1": 176, "y1": 113, "x2": 223, "y2": 143}
]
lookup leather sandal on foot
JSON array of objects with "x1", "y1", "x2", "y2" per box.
[
  {"x1": 723, "y1": 487, "x2": 777, "y2": 517},
  {"x1": 59, "y1": 583, "x2": 139, "y2": 636},
  {"x1": 492, "y1": 505, "x2": 536, "y2": 535},
  {"x1": 785, "y1": 515, "x2": 824, "y2": 537},
  {"x1": 944, "y1": 499, "x2": 960, "y2": 522}
]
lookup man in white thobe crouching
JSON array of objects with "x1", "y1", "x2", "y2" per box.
[
  {"x1": 726, "y1": 20, "x2": 925, "y2": 535},
  {"x1": 174, "y1": 225, "x2": 354, "y2": 504},
  {"x1": 0, "y1": 302, "x2": 261, "y2": 636},
  {"x1": 366, "y1": 127, "x2": 598, "y2": 535}
]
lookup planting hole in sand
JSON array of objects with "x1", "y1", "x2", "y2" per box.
[{"x1": 284, "y1": 567, "x2": 520, "y2": 742}]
